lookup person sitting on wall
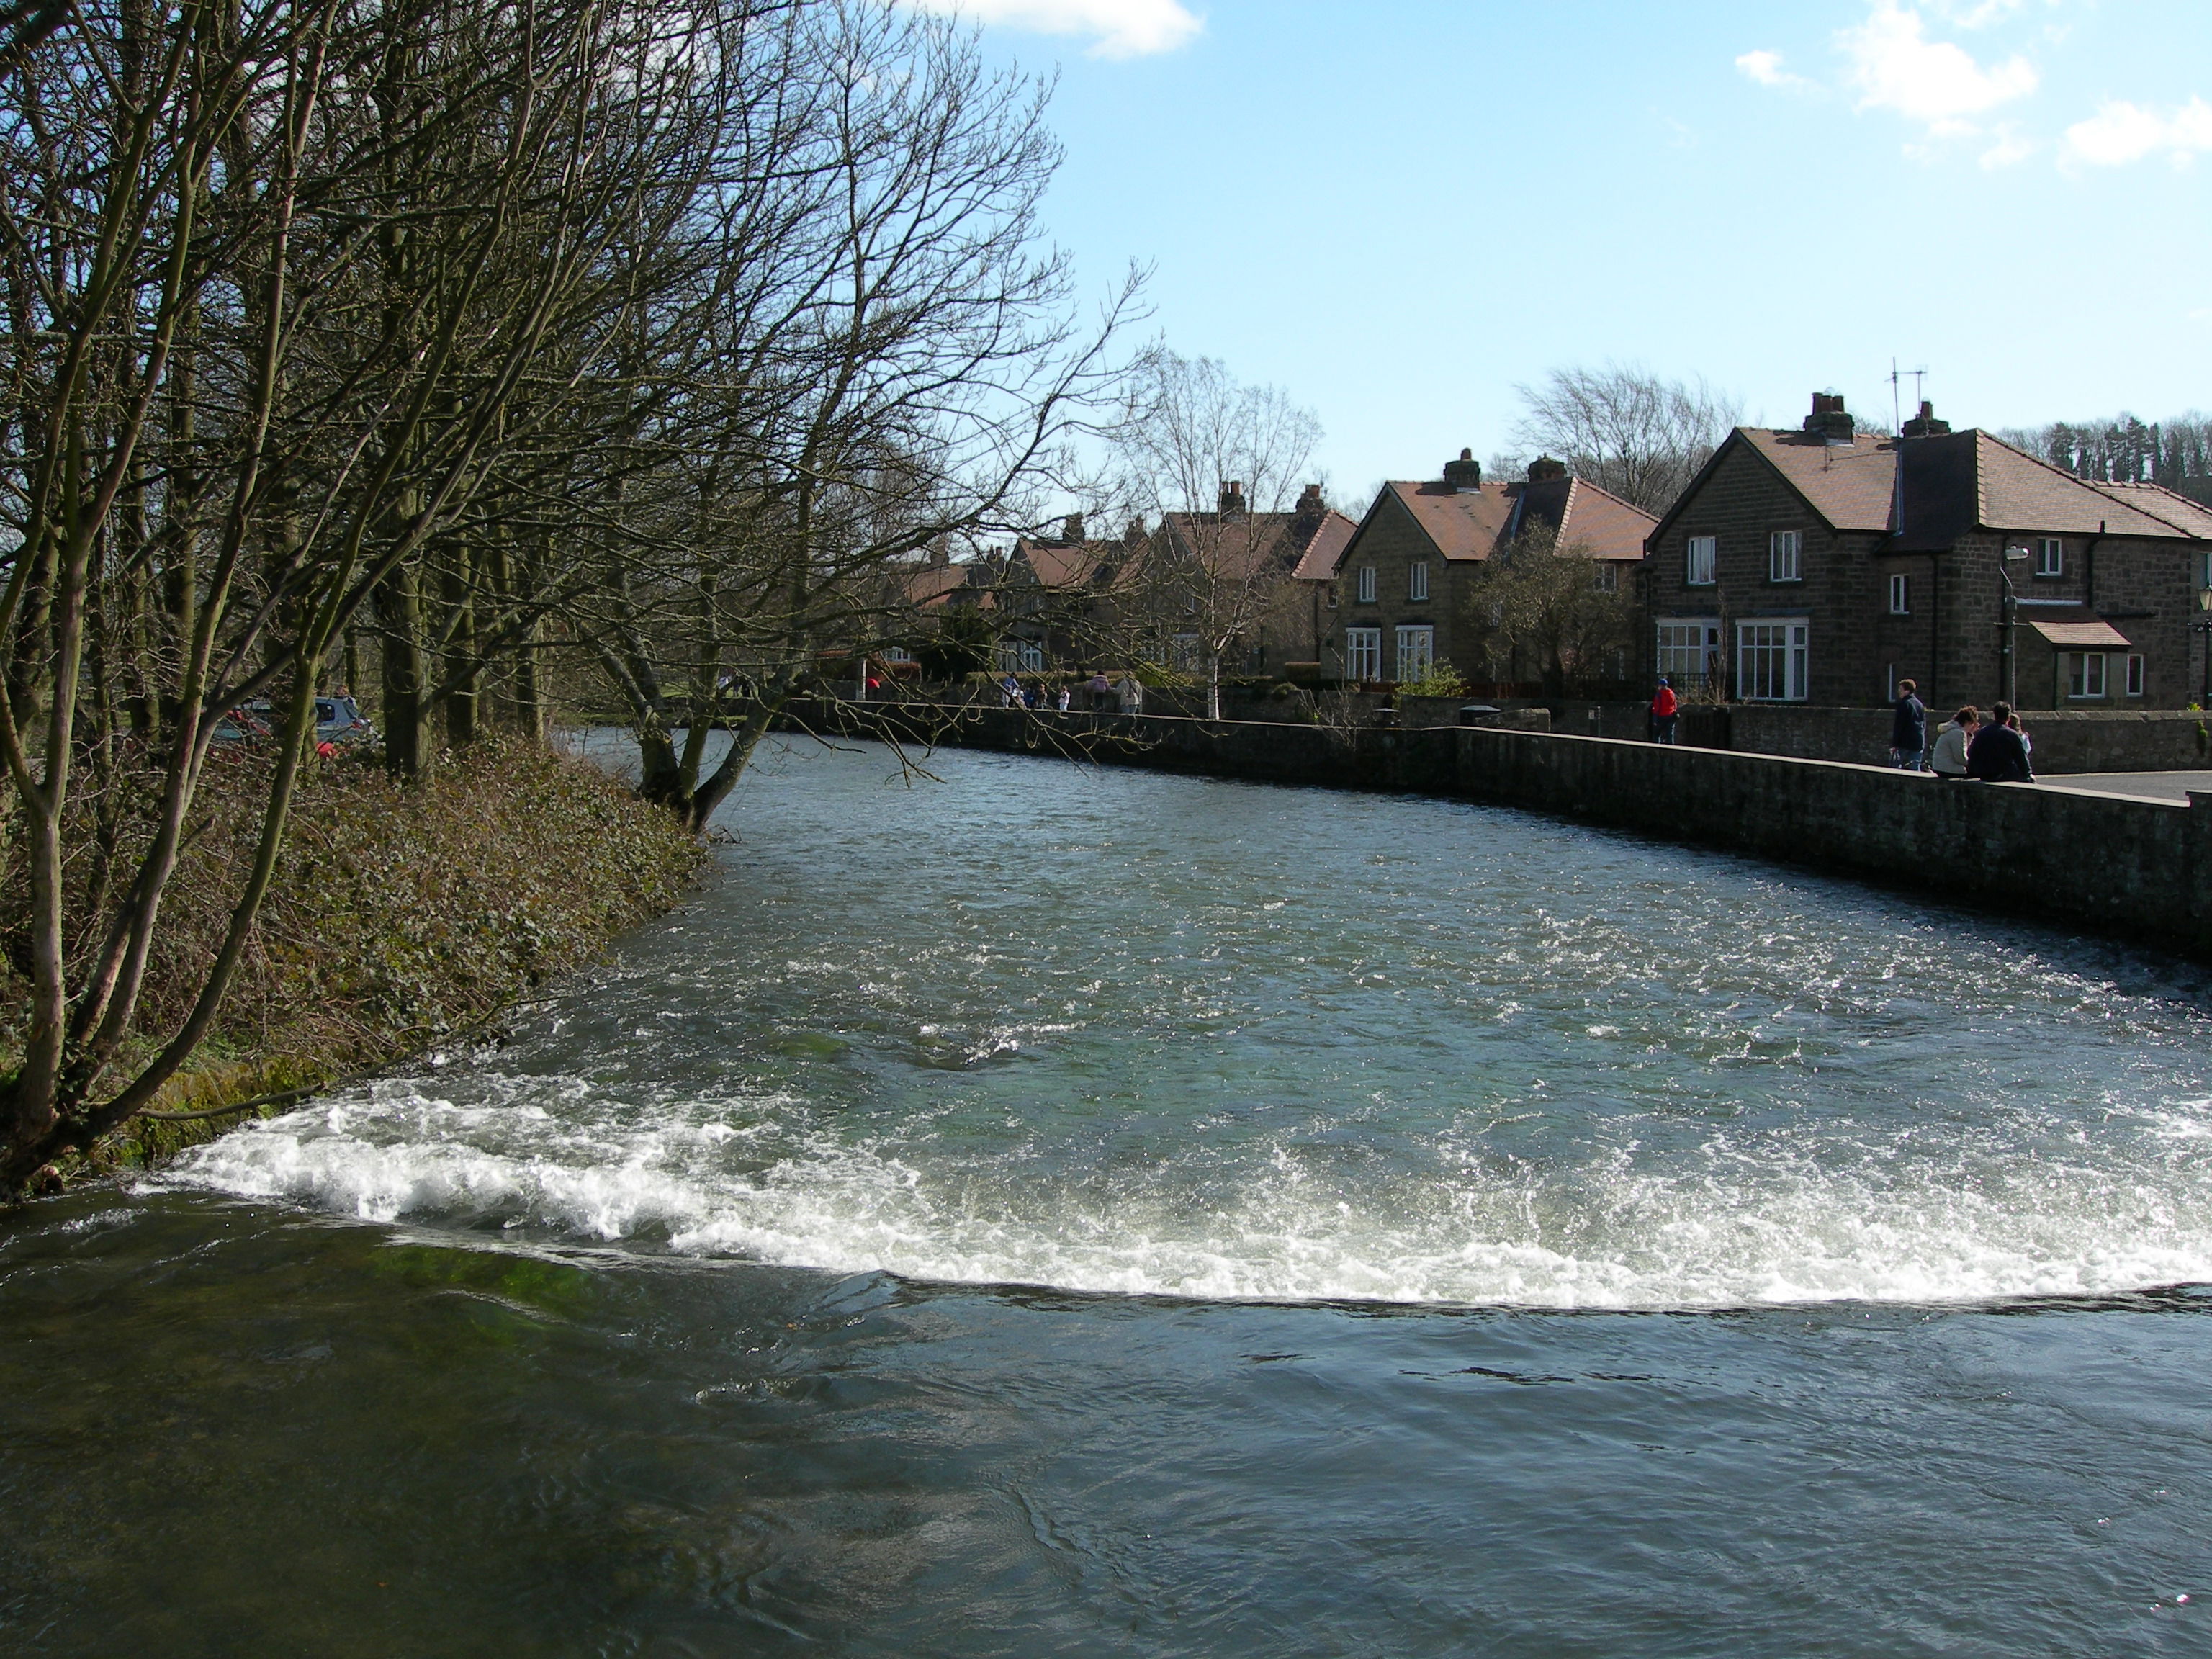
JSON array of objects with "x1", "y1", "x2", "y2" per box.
[
  {"x1": 1929, "y1": 706, "x2": 1979, "y2": 778},
  {"x1": 1650, "y1": 677, "x2": 1679, "y2": 745},
  {"x1": 1889, "y1": 678, "x2": 1927, "y2": 770},
  {"x1": 1965, "y1": 701, "x2": 2034, "y2": 782},
  {"x1": 1088, "y1": 668, "x2": 1113, "y2": 711}
]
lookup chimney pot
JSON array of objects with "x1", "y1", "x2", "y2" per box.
[{"x1": 1802, "y1": 391, "x2": 1855, "y2": 444}]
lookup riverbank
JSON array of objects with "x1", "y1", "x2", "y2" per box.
[{"x1": 3, "y1": 740, "x2": 704, "y2": 1183}]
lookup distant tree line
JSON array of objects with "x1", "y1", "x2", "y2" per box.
[{"x1": 1994, "y1": 413, "x2": 2212, "y2": 490}]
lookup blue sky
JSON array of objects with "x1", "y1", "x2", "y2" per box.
[{"x1": 924, "y1": 0, "x2": 2212, "y2": 500}]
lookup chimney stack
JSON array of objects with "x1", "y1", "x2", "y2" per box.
[
  {"x1": 1899, "y1": 400, "x2": 1951, "y2": 439},
  {"x1": 1218, "y1": 480, "x2": 1246, "y2": 516},
  {"x1": 1803, "y1": 392, "x2": 1855, "y2": 444},
  {"x1": 1442, "y1": 449, "x2": 1482, "y2": 490},
  {"x1": 1527, "y1": 456, "x2": 1568, "y2": 483},
  {"x1": 1062, "y1": 512, "x2": 1086, "y2": 544}
]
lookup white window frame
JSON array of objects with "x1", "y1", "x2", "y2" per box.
[
  {"x1": 1769, "y1": 529, "x2": 1803, "y2": 583},
  {"x1": 1343, "y1": 627, "x2": 1382, "y2": 682},
  {"x1": 1394, "y1": 625, "x2": 1434, "y2": 683},
  {"x1": 1170, "y1": 633, "x2": 1202, "y2": 673},
  {"x1": 1686, "y1": 535, "x2": 1717, "y2": 587},
  {"x1": 2066, "y1": 650, "x2": 2107, "y2": 700},
  {"x1": 2126, "y1": 652, "x2": 2146, "y2": 697},
  {"x1": 1888, "y1": 573, "x2": 1909, "y2": 615},
  {"x1": 1408, "y1": 561, "x2": 1429, "y2": 603},
  {"x1": 1735, "y1": 618, "x2": 1809, "y2": 702},
  {"x1": 1655, "y1": 617, "x2": 1722, "y2": 686},
  {"x1": 1356, "y1": 565, "x2": 1377, "y2": 604},
  {"x1": 1593, "y1": 562, "x2": 1619, "y2": 593},
  {"x1": 2036, "y1": 536, "x2": 2064, "y2": 577}
]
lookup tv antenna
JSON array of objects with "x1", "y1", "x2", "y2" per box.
[{"x1": 1889, "y1": 359, "x2": 1928, "y2": 431}]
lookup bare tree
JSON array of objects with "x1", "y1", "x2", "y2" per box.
[
  {"x1": 1460, "y1": 523, "x2": 1634, "y2": 698},
  {"x1": 577, "y1": 1, "x2": 1138, "y2": 827},
  {"x1": 1110, "y1": 349, "x2": 1321, "y2": 720},
  {"x1": 1511, "y1": 363, "x2": 1740, "y2": 515},
  {"x1": 0, "y1": 0, "x2": 770, "y2": 1190}
]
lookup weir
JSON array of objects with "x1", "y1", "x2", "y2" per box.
[{"x1": 781, "y1": 701, "x2": 2212, "y2": 963}]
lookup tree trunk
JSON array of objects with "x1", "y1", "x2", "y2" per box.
[{"x1": 379, "y1": 563, "x2": 430, "y2": 781}]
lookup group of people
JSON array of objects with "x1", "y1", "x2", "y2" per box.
[
  {"x1": 1647, "y1": 674, "x2": 2036, "y2": 783},
  {"x1": 1892, "y1": 680, "x2": 2034, "y2": 781},
  {"x1": 998, "y1": 670, "x2": 1144, "y2": 714}
]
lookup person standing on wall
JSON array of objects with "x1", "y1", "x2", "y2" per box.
[
  {"x1": 1966, "y1": 701, "x2": 2035, "y2": 782},
  {"x1": 1650, "y1": 677, "x2": 1679, "y2": 745},
  {"x1": 1889, "y1": 678, "x2": 1927, "y2": 770}
]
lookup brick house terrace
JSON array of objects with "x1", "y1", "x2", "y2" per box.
[{"x1": 1644, "y1": 394, "x2": 2212, "y2": 711}]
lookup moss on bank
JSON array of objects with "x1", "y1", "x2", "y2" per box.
[{"x1": 6, "y1": 740, "x2": 704, "y2": 1181}]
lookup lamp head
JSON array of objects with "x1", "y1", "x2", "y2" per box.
[{"x1": 2003, "y1": 545, "x2": 2029, "y2": 562}]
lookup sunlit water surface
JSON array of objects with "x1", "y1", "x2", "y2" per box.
[{"x1": 5, "y1": 737, "x2": 2211, "y2": 1655}]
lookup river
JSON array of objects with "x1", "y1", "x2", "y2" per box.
[{"x1": 4, "y1": 736, "x2": 2210, "y2": 1655}]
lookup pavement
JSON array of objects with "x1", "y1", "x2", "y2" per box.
[{"x1": 2037, "y1": 770, "x2": 2212, "y2": 802}]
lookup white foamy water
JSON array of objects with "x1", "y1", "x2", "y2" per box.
[
  {"x1": 164, "y1": 1070, "x2": 2212, "y2": 1309},
  {"x1": 166, "y1": 738, "x2": 2212, "y2": 1310}
]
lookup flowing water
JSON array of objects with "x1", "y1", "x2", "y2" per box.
[{"x1": 6, "y1": 736, "x2": 2212, "y2": 1655}]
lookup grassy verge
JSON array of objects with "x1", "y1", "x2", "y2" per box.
[{"x1": 4, "y1": 739, "x2": 704, "y2": 1181}]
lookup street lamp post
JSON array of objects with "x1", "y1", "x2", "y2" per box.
[
  {"x1": 2193, "y1": 585, "x2": 2212, "y2": 706},
  {"x1": 1999, "y1": 544, "x2": 2029, "y2": 706}
]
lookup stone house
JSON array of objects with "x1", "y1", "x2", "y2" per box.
[
  {"x1": 1314, "y1": 453, "x2": 1654, "y2": 685},
  {"x1": 1644, "y1": 395, "x2": 2212, "y2": 711},
  {"x1": 1141, "y1": 484, "x2": 1359, "y2": 676}
]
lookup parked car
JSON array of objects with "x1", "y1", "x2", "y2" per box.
[
  {"x1": 316, "y1": 695, "x2": 375, "y2": 747},
  {"x1": 210, "y1": 702, "x2": 275, "y2": 745}
]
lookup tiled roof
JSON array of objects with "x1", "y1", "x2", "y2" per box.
[
  {"x1": 2026, "y1": 617, "x2": 2133, "y2": 648},
  {"x1": 2080, "y1": 478, "x2": 2212, "y2": 540},
  {"x1": 1555, "y1": 477, "x2": 1658, "y2": 561},
  {"x1": 1159, "y1": 505, "x2": 1358, "y2": 584},
  {"x1": 1290, "y1": 510, "x2": 1359, "y2": 581},
  {"x1": 1977, "y1": 433, "x2": 2203, "y2": 538},
  {"x1": 1015, "y1": 539, "x2": 1110, "y2": 589},
  {"x1": 1373, "y1": 476, "x2": 1655, "y2": 563},
  {"x1": 1737, "y1": 428, "x2": 1900, "y2": 533},
  {"x1": 900, "y1": 560, "x2": 984, "y2": 608},
  {"x1": 1723, "y1": 425, "x2": 2212, "y2": 547}
]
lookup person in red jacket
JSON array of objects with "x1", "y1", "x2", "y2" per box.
[{"x1": 1650, "y1": 677, "x2": 1680, "y2": 745}]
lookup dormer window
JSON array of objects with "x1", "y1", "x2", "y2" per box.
[{"x1": 2036, "y1": 537, "x2": 2063, "y2": 577}]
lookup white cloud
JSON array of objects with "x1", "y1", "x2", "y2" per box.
[
  {"x1": 911, "y1": 0, "x2": 1202, "y2": 59},
  {"x1": 2062, "y1": 96, "x2": 2212, "y2": 166},
  {"x1": 1838, "y1": 2, "x2": 2038, "y2": 135},
  {"x1": 1979, "y1": 124, "x2": 2035, "y2": 167},
  {"x1": 1734, "y1": 50, "x2": 1811, "y2": 91}
]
